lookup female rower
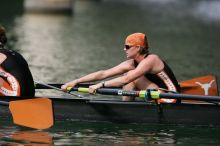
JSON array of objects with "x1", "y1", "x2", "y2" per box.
[
  {"x1": 62, "y1": 32, "x2": 180, "y2": 102},
  {"x1": 0, "y1": 25, "x2": 35, "y2": 96}
]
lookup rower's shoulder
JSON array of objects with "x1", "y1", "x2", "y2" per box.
[
  {"x1": 0, "y1": 53, "x2": 6, "y2": 64},
  {"x1": 0, "y1": 49, "x2": 29, "y2": 67}
]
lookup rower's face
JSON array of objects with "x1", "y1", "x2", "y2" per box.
[{"x1": 124, "y1": 45, "x2": 139, "y2": 59}]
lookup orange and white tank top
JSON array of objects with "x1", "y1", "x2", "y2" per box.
[
  {"x1": 0, "y1": 67, "x2": 20, "y2": 96},
  {"x1": 134, "y1": 60, "x2": 180, "y2": 103}
]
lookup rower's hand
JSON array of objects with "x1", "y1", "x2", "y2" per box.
[
  {"x1": 61, "y1": 80, "x2": 78, "y2": 92},
  {"x1": 89, "y1": 83, "x2": 102, "y2": 94}
]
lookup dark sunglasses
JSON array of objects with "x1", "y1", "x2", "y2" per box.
[{"x1": 124, "y1": 45, "x2": 133, "y2": 50}]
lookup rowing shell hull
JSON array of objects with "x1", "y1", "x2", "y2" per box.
[{"x1": 1, "y1": 96, "x2": 220, "y2": 126}]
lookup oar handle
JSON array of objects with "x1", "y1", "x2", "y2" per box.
[{"x1": 69, "y1": 87, "x2": 148, "y2": 98}]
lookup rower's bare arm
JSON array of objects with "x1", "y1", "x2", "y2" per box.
[
  {"x1": 76, "y1": 60, "x2": 134, "y2": 82},
  {"x1": 104, "y1": 56, "x2": 157, "y2": 87},
  {"x1": 61, "y1": 60, "x2": 134, "y2": 90}
]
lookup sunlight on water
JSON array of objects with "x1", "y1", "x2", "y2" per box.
[
  {"x1": 13, "y1": 13, "x2": 72, "y2": 82},
  {"x1": 193, "y1": 1, "x2": 220, "y2": 22}
]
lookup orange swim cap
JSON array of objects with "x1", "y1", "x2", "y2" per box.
[{"x1": 125, "y1": 32, "x2": 149, "y2": 48}]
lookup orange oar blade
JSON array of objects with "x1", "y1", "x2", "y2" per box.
[
  {"x1": 9, "y1": 98, "x2": 54, "y2": 129},
  {"x1": 180, "y1": 75, "x2": 218, "y2": 96}
]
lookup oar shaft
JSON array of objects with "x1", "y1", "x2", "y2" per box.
[
  {"x1": 70, "y1": 87, "x2": 220, "y2": 102},
  {"x1": 35, "y1": 83, "x2": 119, "y2": 89},
  {"x1": 35, "y1": 81, "x2": 63, "y2": 91},
  {"x1": 34, "y1": 81, "x2": 86, "y2": 98},
  {"x1": 159, "y1": 93, "x2": 220, "y2": 102},
  {"x1": 71, "y1": 87, "x2": 146, "y2": 97},
  {"x1": 35, "y1": 83, "x2": 95, "y2": 89},
  {"x1": 0, "y1": 100, "x2": 9, "y2": 106}
]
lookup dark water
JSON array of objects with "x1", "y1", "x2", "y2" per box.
[
  {"x1": 1, "y1": 0, "x2": 220, "y2": 145},
  {"x1": 1, "y1": 119, "x2": 220, "y2": 146}
]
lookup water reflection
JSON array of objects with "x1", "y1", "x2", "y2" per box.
[
  {"x1": 50, "y1": 121, "x2": 177, "y2": 146},
  {"x1": 49, "y1": 121, "x2": 220, "y2": 146},
  {"x1": 0, "y1": 130, "x2": 52, "y2": 145},
  {"x1": 12, "y1": 131, "x2": 52, "y2": 145},
  {"x1": 0, "y1": 121, "x2": 177, "y2": 146},
  {"x1": 1, "y1": 120, "x2": 220, "y2": 145}
]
